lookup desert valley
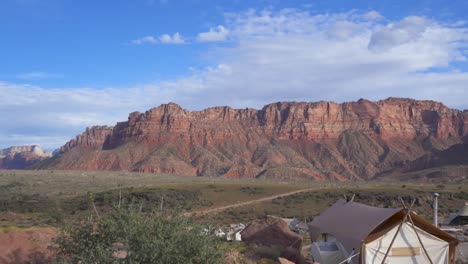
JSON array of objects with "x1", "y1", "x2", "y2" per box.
[
  {"x1": 1, "y1": 98, "x2": 468, "y2": 263},
  {"x1": 2, "y1": 0, "x2": 468, "y2": 263}
]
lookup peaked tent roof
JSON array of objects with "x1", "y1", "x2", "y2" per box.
[
  {"x1": 308, "y1": 199, "x2": 458, "y2": 258},
  {"x1": 308, "y1": 199, "x2": 401, "y2": 253},
  {"x1": 458, "y1": 203, "x2": 468, "y2": 216}
]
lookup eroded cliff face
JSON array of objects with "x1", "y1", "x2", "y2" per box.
[
  {"x1": 40, "y1": 98, "x2": 467, "y2": 181},
  {"x1": 59, "y1": 126, "x2": 114, "y2": 153},
  {"x1": 0, "y1": 145, "x2": 51, "y2": 169}
]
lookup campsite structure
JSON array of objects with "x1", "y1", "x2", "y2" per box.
[
  {"x1": 288, "y1": 219, "x2": 309, "y2": 234},
  {"x1": 447, "y1": 203, "x2": 468, "y2": 226},
  {"x1": 226, "y1": 223, "x2": 245, "y2": 242},
  {"x1": 283, "y1": 218, "x2": 309, "y2": 234},
  {"x1": 308, "y1": 199, "x2": 459, "y2": 264}
]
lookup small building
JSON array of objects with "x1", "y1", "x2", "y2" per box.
[
  {"x1": 447, "y1": 203, "x2": 468, "y2": 226},
  {"x1": 309, "y1": 199, "x2": 459, "y2": 264},
  {"x1": 226, "y1": 230, "x2": 242, "y2": 242},
  {"x1": 288, "y1": 218, "x2": 309, "y2": 234},
  {"x1": 214, "y1": 228, "x2": 226, "y2": 238},
  {"x1": 226, "y1": 223, "x2": 245, "y2": 242}
]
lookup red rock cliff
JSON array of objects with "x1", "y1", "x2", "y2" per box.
[
  {"x1": 60, "y1": 126, "x2": 114, "y2": 153},
  {"x1": 41, "y1": 98, "x2": 467, "y2": 181}
]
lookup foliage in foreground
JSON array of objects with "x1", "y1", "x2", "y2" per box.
[{"x1": 53, "y1": 207, "x2": 225, "y2": 264}]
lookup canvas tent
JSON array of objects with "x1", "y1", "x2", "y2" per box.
[
  {"x1": 309, "y1": 199, "x2": 458, "y2": 264},
  {"x1": 447, "y1": 203, "x2": 468, "y2": 226}
]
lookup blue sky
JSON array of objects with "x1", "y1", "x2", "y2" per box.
[{"x1": 1, "y1": 0, "x2": 468, "y2": 150}]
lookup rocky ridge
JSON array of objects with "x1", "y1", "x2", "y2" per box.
[
  {"x1": 38, "y1": 98, "x2": 468, "y2": 181},
  {"x1": 0, "y1": 145, "x2": 52, "y2": 169}
]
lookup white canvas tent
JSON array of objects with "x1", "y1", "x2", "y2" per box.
[
  {"x1": 365, "y1": 222, "x2": 449, "y2": 263},
  {"x1": 309, "y1": 199, "x2": 458, "y2": 264}
]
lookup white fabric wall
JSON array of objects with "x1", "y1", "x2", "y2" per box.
[{"x1": 365, "y1": 222, "x2": 449, "y2": 264}]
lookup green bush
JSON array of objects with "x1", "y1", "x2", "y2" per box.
[{"x1": 53, "y1": 207, "x2": 225, "y2": 264}]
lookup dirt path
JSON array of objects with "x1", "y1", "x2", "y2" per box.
[{"x1": 186, "y1": 188, "x2": 316, "y2": 216}]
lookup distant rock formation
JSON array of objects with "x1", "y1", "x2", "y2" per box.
[
  {"x1": 37, "y1": 98, "x2": 468, "y2": 181},
  {"x1": 0, "y1": 145, "x2": 52, "y2": 169}
]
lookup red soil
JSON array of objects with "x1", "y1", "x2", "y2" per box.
[{"x1": 0, "y1": 228, "x2": 57, "y2": 264}]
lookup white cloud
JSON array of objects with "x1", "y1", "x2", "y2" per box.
[
  {"x1": 132, "y1": 35, "x2": 158, "y2": 45},
  {"x1": 197, "y1": 25, "x2": 229, "y2": 42},
  {"x1": 368, "y1": 16, "x2": 432, "y2": 51},
  {"x1": 3, "y1": 9, "x2": 468, "y2": 149},
  {"x1": 17, "y1": 71, "x2": 62, "y2": 80},
  {"x1": 159, "y1": 10, "x2": 468, "y2": 109},
  {"x1": 159, "y1": 32, "x2": 185, "y2": 44},
  {"x1": 0, "y1": 81, "x2": 176, "y2": 150},
  {"x1": 363, "y1": 10, "x2": 384, "y2": 21},
  {"x1": 132, "y1": 33, "x2": 185, "y2": 45},
  {"x1": 327, "y1": 21, "x2": 362, "y2": 40}
]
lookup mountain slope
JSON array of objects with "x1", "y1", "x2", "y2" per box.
[
  {"x1": 375, "y1": 142, "x2": 468, "y2": 183},
  {"x1": 0, "y1": 145, "x2": 52, "y2": 169},
  {"x1": 37, "y1": 98, "x2": 468, "y2": 181}
]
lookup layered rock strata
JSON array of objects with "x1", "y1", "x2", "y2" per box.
[{"x1": 39, "y1": 98, "x2": 467, "y2": 181}]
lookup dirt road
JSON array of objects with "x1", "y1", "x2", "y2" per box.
[{"x1": 186, "y1": 188, "x2": 316, "y2": 216}]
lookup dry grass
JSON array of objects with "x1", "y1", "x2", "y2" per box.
[
  {"x1": 0, "y1": 170, "x2": 307, "y2": 197},
  {"x1": 1, "y1": 169, "x2": 467, "y2": 229}
]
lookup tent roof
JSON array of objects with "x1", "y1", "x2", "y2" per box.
[
  {"x1": 458, "y1": 203, "x2": 468, "y2": 216},
  {"x1": 308, "y1": 199, "x2": 401, "y2": 253},
  {"x1": 308, "y1": 199, "x2": 459, "y2": 256}
]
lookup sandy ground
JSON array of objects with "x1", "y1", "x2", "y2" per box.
[{"x1": 0, "y1": 228, "x2": 57, "y2": 264}]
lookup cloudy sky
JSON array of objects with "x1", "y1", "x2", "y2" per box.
[{"x1": 1, "y1": 0, "x2": 468, "y2": 150}]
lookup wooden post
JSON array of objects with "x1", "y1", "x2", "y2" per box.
[
  {"x1": 399, "y1": 198, "x2": 434, "y2": 264},
  {"x1": 380, "y1": 199, "x2": 415, "y2": 264},
  {"x1": 160, "y1": 195, "x2": 164, "y2": 212},
  {"x1": 118, "y1": 188, "x2": 122, "y2": 209},
  {"x1": 92, "y1": 201, "x2": 101, "y2": 220}
]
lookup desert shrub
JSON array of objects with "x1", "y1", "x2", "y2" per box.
[
  {"x1": 239, "y1": 187, "x2": 264, "y2": 195},
  {"x1": 220, "y1": 241, "x2": 248, "y2": 254},
  {"x1": 53, "y1": 207, "x2": 225, "y2": 264},
  {"x1": 455, "y1": 191, "x2": 468, "y2": 200}
]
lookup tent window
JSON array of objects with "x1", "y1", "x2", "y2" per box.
[
  {"x1": 391, "y1": 247, "x2": 421, "y2": 256},
  {"x1": 461, "y1": 217, "x2": 468, "y2": 226}
]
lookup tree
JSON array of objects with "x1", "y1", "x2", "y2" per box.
[{"x1": 53, "y1": 207, "x2": 225, "y2": 264}]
